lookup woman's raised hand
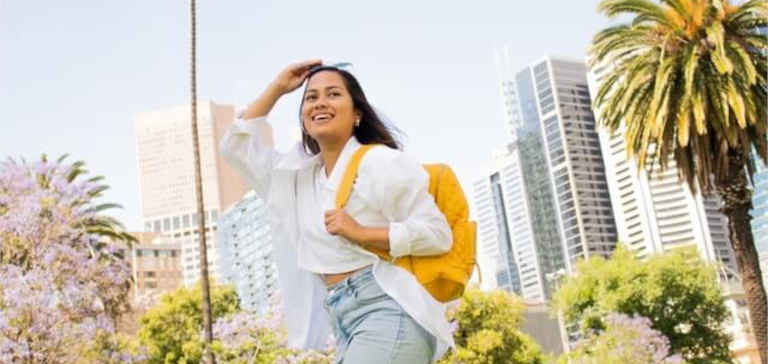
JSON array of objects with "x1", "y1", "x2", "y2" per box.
[
  {"x1": 240, "y1": 59, "x2": 321, "y2": 120},
  {"x1": 271, "y1": 59, "x2": 322, "y2": 95}
]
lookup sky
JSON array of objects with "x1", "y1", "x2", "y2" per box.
[{"x1": 1, "y1": 1, "x2": 613, "y2": 231}]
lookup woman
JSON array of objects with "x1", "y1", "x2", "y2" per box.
[{"x1": 220, "y1": 60, "x2": 454, "y2": 363}]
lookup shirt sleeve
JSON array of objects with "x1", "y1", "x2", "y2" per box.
[
  {"x1": 359, "y1": 147, "x2": 453, "y2": 258},
  {"x1": 218, "y1": 115, "x2": 279, "y2": 199}
]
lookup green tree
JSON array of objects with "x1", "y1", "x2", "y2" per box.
[
  {"x1": 138, "y1": 284, "x2": 239, "y2": 364},
  {"x1": 438, "y1": 287, "x2": 543, "y2": 364},
  {"x1": 589, "y1": 0, "x2": 767, "y2": 360},
  {"x1": 552, "y1": 245, "x2": 732, "y2": 363}
]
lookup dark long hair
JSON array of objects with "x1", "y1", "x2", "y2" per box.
[{"x1": 299, "y1": 66, "x2": 402, "y2": 155}]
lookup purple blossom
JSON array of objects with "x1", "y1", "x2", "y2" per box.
[
  {"x1": 211, "y1": 311, "x2": 333, "y2": 363},
  {"x1": 0, "y1": 157, "x2": 138, "y2": 363},
  {"x1": 449, "y1": 320, "x2": 459, "y2": 334},
  {"x1": 571, "y1": 313, "x2": 684, "y2": 364}
]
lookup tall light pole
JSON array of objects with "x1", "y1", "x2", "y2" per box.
[{"x1": 189, "y1": 1, "x2": 215, "y2": 363}]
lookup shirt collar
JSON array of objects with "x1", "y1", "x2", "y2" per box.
[
  {"x1": 323, "y1": 136, "x2": 363, "y2": 192},
  {"x1": 274, "y1": 137, "x2": 363, "y2": 192}
]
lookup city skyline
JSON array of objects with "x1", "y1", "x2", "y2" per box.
[
  {"x1": 473, "y1": 55, "x2": 618, "y2": 300},
  {"x1": 0, "y1": 1, "x2": 612, "y2": 230},
  {"x1": 135, "y1": 101, "x2": 250, "y2": 285}
]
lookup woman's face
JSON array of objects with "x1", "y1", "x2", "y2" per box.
[{"x1": 301, "y1": 71, "x2": 360, "y2": 146}]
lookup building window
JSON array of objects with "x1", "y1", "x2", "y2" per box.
[
  {"x1": 145, "y1": 271, "x2": 155, "y2": 278},
  {"x1": 183, "y1": 214, "x2": 190, "y2": 228},
  {"x1": 173, "y1": 216, "x2": 181, "y2": 230},
  {"x1": 153, "y1": 220, "x2": 161, "y2": 232},
  {"x1": 146, "y1": 282, "x2": 157, "y2": 289},
  {"x1": 163, "y1": 218, "x2": 171, "y2": 232}
]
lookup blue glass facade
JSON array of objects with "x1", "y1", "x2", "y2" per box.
[
  {"x1": 513, "y1": 69, "x2": 566, "y2": 298},
  {"x1": 490, "y1": 172, "x2": 522, "y2": 295},
  {"x1": 218, "y1": 193, "x2": 279, "y2": 315}
]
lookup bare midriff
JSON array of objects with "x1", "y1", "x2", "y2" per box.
[{"x1": 322, "y1": 265, "x2": 371, "y2": 286}]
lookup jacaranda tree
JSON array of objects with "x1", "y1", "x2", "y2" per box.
[{"x1": 0, "y1": 155, "x2": 142, "y2": 363}]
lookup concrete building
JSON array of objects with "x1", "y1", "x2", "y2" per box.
[
  {"x1": 135, "y1": 101, "x2": 249, "y2": 286},
  {"x1": 587, "y1": 66, "x2": 738, "y2": 276},
  {"x1": 118, "y1": 232, "x2": 183, "y2": 300},
  {"x1": 472, "y1": 54, "x2": 614, "y2": 298},
  {"x1": 217, "y1": 191, "x2": 280, "y2": 315},
  {"x1": 751, "y1": 151, "x2": 768, "y2": 254},
  {"x1": 527, "y1": 56, "x2": 617, "y2": 272},
  {"x1": 722, "y1": 281, "x2": 762, "y2": 364},
  {"x1": 520, "y1": 302, "x2": 567, "y2": 356},
  {"x1": 762, "y1": 252, "x2": 768, "y2": 296},
  {"x1": 472, "y1": 155, "x2": 523, "y2": 294}
]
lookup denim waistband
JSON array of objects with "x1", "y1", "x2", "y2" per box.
[{"x1": 325, "y1": 265, "x2": 374, "y2": 293}]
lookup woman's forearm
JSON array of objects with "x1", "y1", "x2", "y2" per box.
[
  {"x1": 354, "y1": 226, "x2": 390, "y2": 252},
  {"x1": 241, "y1": 83, "x2": 284, "y2": 119}
]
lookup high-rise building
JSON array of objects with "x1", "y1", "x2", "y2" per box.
[
  {"x1": 472, "y1": 153, "x2": 523, "y2": 294},
  {"x1": 587, "y1": 67, "x2": 738, "y2": 276},
  {"x1": 472, "y1": 54, "x2": 612, "y2": 299},
  {"x1": 522, "y1": 56, "x2": 617, "y2": 272},
  {"x1": 751, "y1": 151, "x2": 768, "y2": 254},
  {"x1": 761, "y1": 252, "x2": 768, "y2": 296},
  {"x1": 135, "y1": 101, "x2": 250, "y2": 286},
  {"x1": 217, "y1": 191, "x2": 280, "y2": 315}
]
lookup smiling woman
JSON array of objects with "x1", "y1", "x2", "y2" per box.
[
  {"x1": 221, "y1": 61, "x2": 456, "y2": 363},
  {"x1": 298, "y1": 65, "x2": 401, "y2": 159},
  {"x1": 301, "y1": 71, "x2": 359, "y2": 153}
]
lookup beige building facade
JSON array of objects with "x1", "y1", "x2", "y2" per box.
[
  {"x1": 135, "y1": 101, "x2": 249, "y2": 286},
  {"x1": 116, "y1": 232, "x2": 183, "y2": 301}
]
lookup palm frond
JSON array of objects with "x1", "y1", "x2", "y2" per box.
[
  {"x1": 706, "y1": 21, "x2": 734, "y2": 74},
  {"x1": 599, "y1": 0, "x2": 680, "y2": 29},
  {"x1": 590, "y1": 0, "x2": 768, "y2": 197}
]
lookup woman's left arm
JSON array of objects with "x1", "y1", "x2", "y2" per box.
[
  {"x1": 324, "y1": 148, "x2": 453, "y2": 256},
  {"x1": 364, "y1": 148, "x2": 453, "y2": 257},
  {"x1": 323, "y1": 210, "x2": 390, "y2": 251}
]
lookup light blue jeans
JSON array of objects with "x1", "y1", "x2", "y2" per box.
[{"x1": 323, "y1": 267, "x2": 436, "y2": 364}]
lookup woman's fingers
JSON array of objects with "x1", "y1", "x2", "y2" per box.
[
  {"x1": 291, "y1": 60, "x2": 321, "y2": 77},
  {"x1": 297, "y1": 59, "x2": 322, "y2": 70},
  {"x1": 324, "y1": 209, "x2": 337, "y2": 225},
  {"x1": 274, "y1": 60, "x2": 321, "y2": 94}
]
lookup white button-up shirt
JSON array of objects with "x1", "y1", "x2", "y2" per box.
[{"x1": 219, "y1": 116, "x2": 455, "y2": 361}]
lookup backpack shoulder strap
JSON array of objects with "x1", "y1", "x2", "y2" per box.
[{"x1": 335, "y1": 144, "x2": 378, "y2": 209}]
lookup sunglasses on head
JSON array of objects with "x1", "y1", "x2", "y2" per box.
[{"x1": 308, "y1": 62, "x2": 353, "y2": 74}]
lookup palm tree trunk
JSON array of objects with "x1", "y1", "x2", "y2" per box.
[
  {"x1": 719, "y1": 152, "x2": 767, "y2": 364},
  {"x1": 189, "y1": 0, "x2": 215, "y2": 363}
]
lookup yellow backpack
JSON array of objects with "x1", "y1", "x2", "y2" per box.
[{"x1": 336, "y1": 144, "x2": 477, "y2": 303}]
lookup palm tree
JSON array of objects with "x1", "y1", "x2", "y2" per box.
[
  {"x1": 189, "y1": 0, "x2": 215, "y2": 363},
  {"x1": 39, "y1": 154, "x2": 138, "y2": 249},
  {"x1": 590, "y1": 0, "x2": 767, "y2": 361}
]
